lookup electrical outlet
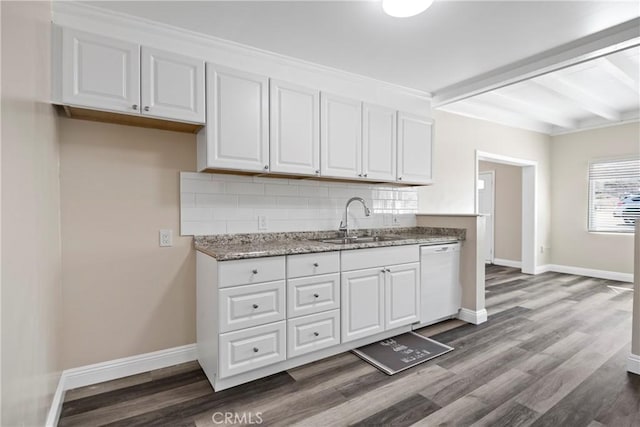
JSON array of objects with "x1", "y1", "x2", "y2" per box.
[
  {"x1": 159, "y1": 229, "x2": 173, "y2": 247},
  {"x1": 258, "y1": 215, "x2": 268, "y2": 230}
]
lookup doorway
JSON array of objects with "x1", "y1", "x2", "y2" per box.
[
  {"x1": 475, "y1": 150, "x2": 537, "y2": 275},
  {"x1": 478, "y1": 171, "x2": 495, "y2": 264}
]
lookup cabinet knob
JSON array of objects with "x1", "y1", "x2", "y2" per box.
[
  {"x1": 386, "y1": 268, "x2": 391, "y2": 272},
  {"x1": 364, "y1": 174, "x2": 368, "y2": 178},
  {"x1": 381, "y1": 268, "x2": 386, "y2": 273},
  {"x1": 253, "y1": 347, "x2": 259, "y2": 353},
  {"x1": 143, "y1": 106, "x2": 150, "y2": 112},
  {"x1": 358, "y1": 173, "x2": 363, "y2": 177},
  {"x1": 264, "y1": 165, "x2": 269, "y2": 170},
  {"x1": 132, "y1": 104, "x2": 138, "y2": 110},
  {"x1": 252, "y1": 304, "x2": 259, "y2": 309},
  {"x1": 313, "y1": 293, "x2": 319, "y2": 298},
  {"x1": 313, "y1": 262, "x2": 319, "y2": 267},
  {"x1": 398, "y1": 177, "x2": 403, "y2": 181},
  {"x1": 252, "y1": 269, "x2": 258, "y2": 274},
  {"x1": 315, "y1": 170, "x2": 320, "y2": 175},
  {"x1": 313, "y1": 332, "x2": 320, "y2": 337}
]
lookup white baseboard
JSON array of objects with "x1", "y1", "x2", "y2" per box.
[
  {"x1": 458, "y1": 308, "x2": 488, "y2": 325},
  {"x1": 534, "y1": 264, "x2": 553, "y2": 274},
  {"x1": 546, "y1": 264, "x2": 633, "y2": 283},
  {"x1": 493, "y1": 258, "x2": 522, "y2": 269},
  {"x1": 47, "y1": 344, "x2": 197, "y2": 425},
  {"x1": 45, "y1": 375, "x2": 66, "y2": 427},
  {"x1": 628, "y1": 353, "x2": 640, "y2": 375}
]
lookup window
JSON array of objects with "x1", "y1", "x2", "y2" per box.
[{"x1": 589, "y1": 158, "x2": 640, "y2": 232}]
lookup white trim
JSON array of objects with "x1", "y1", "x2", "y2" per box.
[
  {"x1": 45, "y1": 377, "x2": 65, "y2": 427},
  {"x1": 627, "y1": 353, "x2": 640, "y2": 375},
  {"x1": 63, "y1": 344, "x2": 197, "y2": 390},
  {"x1": 46, "y1": 344, "x2": 197, "y2": 423},
  {"x1": 493, "y1": 258, "x2": 522, "y2": 269},
  {"x1": 478, "y1": 170, "x2": 495, "y2": 264},
  {"x1": 458, "y1": 308, "x2": 488, "y2": 325},
  {"x1": 550, "y1": 116, "x2": 640, "y2": 137},
  {"x1": 534, "y1": 264, "x2": 553, "y2": 274},
  {"x1": 545, "y1": 264, "x2": 633, "y2": 283},
  {"x1": 433, "y1": 18, "x2": 640, "y2": 107}
]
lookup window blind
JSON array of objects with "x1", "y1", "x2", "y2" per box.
[{"x1": 588, "y1": 158, "x2": 640, "y2": 232}]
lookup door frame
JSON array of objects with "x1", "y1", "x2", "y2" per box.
[
  {"x1": 475, "y1": 150, "x2": 537, "y2": 275},
  {"x1": 478, "y1": 170, "x2": 495, "y2": 264}
]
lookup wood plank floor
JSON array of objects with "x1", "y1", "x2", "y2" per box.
[{"x1": 59, "y1": 265, "x2": 639, "y2": 426}]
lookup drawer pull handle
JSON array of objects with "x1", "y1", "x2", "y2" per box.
[
  {"x1": 253, "y1": 347, "x2": 259, "y2": 353},
  {"x1": 252, "y1": 304, "x2": 259, "y2": 309},
  {"x1": 252, "y1": 269, "x2": 258, "y2": 274},
  {"x1": 313, "y1": 262, "x2": 319, "y2": 267},
  {"x1": 313, "y1": 293, "x2": 319, "y2": 298},
  {"x1": 313, "y1": 332, "x2": 319, "y2": 337}
]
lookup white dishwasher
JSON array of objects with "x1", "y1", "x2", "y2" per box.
[{"x1": 414, "y1": 242, "x2": 461, "y2": 329}]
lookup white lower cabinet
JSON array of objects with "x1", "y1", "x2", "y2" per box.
[
  {"x1": 218, "y1": 280, "x2": 285, "y2": 333},
  {"x1": 287, "y1": 309, "x2": 340, "y2": 358},
  {"x1": 218, "y1": 321, "x2": 286, "y2": 378},
  {"x1": 341, "y1": 267, "x2": 386, "y2": 343},
  {"x1": 385, "y1": 263, "x2": 420, "y2": 330},
  {"x1": 287, "y1": 273, "x2": 340, "y2": 318}
]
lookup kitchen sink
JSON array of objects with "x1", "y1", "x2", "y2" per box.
[{"x1": 315, "y1": 235, "x2": 407, "y2": 245}]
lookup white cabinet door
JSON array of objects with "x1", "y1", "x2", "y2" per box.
[
  {"x1": 140, "y1": 47, "x2": 205, "y2": 123},
  {"x1": 363, "y1": 103, "x2": 397, "y2": 181},
  {"x1": 203, "y1": 64, "x2": 269, "y2": 172},
  {"x1": 385, "y1": 263, "x2": 420, "y2": 330},
  {"x1": 341, "y1": 267, "x2": 385, "y2": 343},
  {"x1": 270, "y1": 80, "x2": 320, "y2": 176},
  {"x1": 61, "y1": 28, "x2": 139, "y2": 114},
  {"x1": 397, "y1": 113, "x2": 433, "y2": 184},
  {"x1": 320, "y1": 93, "x2": 362, "y2": 179}
]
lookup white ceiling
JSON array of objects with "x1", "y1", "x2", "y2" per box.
[
  {"x1": 89, "y1": 0, "x2": 640, "y2": 94},
  {"x1": 441, "y1": 46, "x2": 640, "y2": 134}
]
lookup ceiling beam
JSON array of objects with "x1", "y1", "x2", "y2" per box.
[
  {"x1": 433, "y1": 18, "x2": 640, "y2": 107},
  {"x1": 597, "y1": 56, "x2": 639, "y2": 92},
  {"x1": 531, "y1": 75, "x2": 622, "y2": 121},
  {"x1": 479, "y1": 91, "x2": 577, "y2": 129}
]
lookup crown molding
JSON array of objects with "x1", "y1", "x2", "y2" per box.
[{"x1": 52, "y1": 2, "x2": 432, "y2": 103}]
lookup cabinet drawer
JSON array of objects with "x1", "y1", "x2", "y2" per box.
[
  {"x1": 218, "y1": 256, "x2": 285, "y2": 288},
  {"x1": 341, "y1": 245, "x2": 419, "y2": 271},
  {"x1": 219, "y1": 281, "x2": 285, "y2": 333},
  {"x1": 287, "y1": 252, "x2": 340, "y2": 278},
  {"x1": 287, "y1": 310, "x2": 340, "y2": 358},
  {"x1": 218, "y1": 321, "x2": 286, "y2": 378},
  {"x1": 287, "y1": 273, "x2": 340, "y2": 318}
]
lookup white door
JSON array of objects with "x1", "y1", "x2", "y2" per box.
[
  {"x1": 61, "y1": 28, "x2": 140, "y2": 114},
  {"x1": 362, "y1": 103, "x2": 397, "y2": 181},
  {"x1": 270, "y1": 80, "x2": 320, "y2": 176},
  {"x1": 478, "y1": 171, "x2": 495, "y2": 263},
  {"x1": 205, "y1": 64, "x2": 269, "y2": 172},
  {"x1": 385, "y1": 263, "x2": 420, "y2": 330},
  {"x1": 320, "y1": 93, "x2": 362, "y2": 179},
  {"x1": 397, "y1": 113, "x2": 433, "y2": 184},
  {"x1": 341, "y1": 267, "x2": 385, "y2": 343},
  {"x1": 140, "y1": 47, "x2": 205, "y2": 123}
]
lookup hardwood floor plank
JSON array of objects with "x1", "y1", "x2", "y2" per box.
[
  {"x1": 349, "y1": 394, "x2": 440, "y2": 427},
  {"x1": 470, "y1": 400, "x2": 540, "y2": 427}
]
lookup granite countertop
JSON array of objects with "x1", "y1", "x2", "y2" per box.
[{"x1": 194, "y1": 227, "x2": 465, "y2": 261}]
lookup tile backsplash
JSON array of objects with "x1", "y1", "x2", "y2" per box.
[{"x1": 180, "y1": 172, "x2": 418, "y2": 235}]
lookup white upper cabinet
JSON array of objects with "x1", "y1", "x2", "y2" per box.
[
  {"x1": 362, "y1": 103, "x2": 397, "y2": 181},
  {"x1": 397, "y1": 113, "x2": 434, "y2": 184},
  {"x1": 199, "y1": 64, "x2": 269, "y2": 172},
  {"x1": 270, "y1": 80, "x2": 320, "y2": 176},
  {"x1": 140, "y1": 47, "x2": 205, "y2": 123},
  {"x1": 60, "y1": 27, "x2": 140, "y2": 114},
  {"x1": 321, "y1": 93, "x2": 362, "y2": 179}
]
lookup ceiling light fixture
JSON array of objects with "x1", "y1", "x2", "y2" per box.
[{"x1": 382, "y1": 0, "x2": 434, "y2": 18}]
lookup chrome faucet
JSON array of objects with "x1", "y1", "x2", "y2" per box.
[{"x1": 339, "y1": 197, "x2": 372, "y2": 237}]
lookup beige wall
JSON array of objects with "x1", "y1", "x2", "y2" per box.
[
  {"x1": 59, "y1": 119, "x2": 197, "y2": 369},
  {"x1": 1, "y1": 2, "x2": 62, "y2": 425},
  {"x1": 419, "y1": 110, "x2": 552, "y2": 266},
  {"x1": 479, "y1": 161, "x2": 522, "y2": 262},
  {"x1": 550, "y1": 122, "x2": 640, "y2": 275}
]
